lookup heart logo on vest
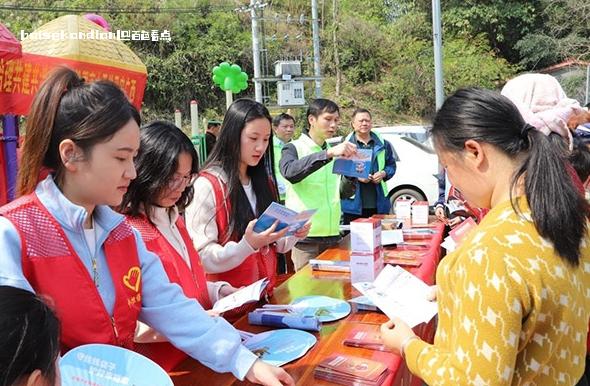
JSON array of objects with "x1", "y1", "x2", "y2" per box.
[{"x1": 123, "y1": 266, "x2": 141, "y2": 292}]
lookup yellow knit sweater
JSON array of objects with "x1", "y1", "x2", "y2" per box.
[{"x1": 405, "y1": 198, "x2": 590, "y2": 385}]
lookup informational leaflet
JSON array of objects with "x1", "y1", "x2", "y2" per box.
[
  {"x1": 332, "y1": 149, "x2": 373, "y2": 179},
  {"x1": 353, "y1": 265, "x2": 437, "y2": 327},
  {"x1": 253, "y1": 202, "x2": 316, "y2": 236},
  {"x1": 212, "y1": 278, "x2": 268, "y2": 313}
]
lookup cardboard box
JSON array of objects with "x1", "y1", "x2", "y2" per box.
[
  {"x1": 350, "y1": 218, "x2": 382, "y2": 253},
  {"x1": 394, "y1": 199, "x2": 412, "y2": 220},
  {"x1": 351, "y1": 249, "x2": 384, "y2": 283},
  {"x1": 411, "y1": 201, "x2": 429, "y2": 225}
]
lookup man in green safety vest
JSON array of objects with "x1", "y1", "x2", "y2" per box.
[
  {"x1": 272, "y1": 113, "x2": 295, "y2": 203},
  {"x1": 280, "y1": 99, "x2": 357, "y2": 270}
]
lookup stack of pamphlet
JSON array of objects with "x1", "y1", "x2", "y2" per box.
[
  {"x1": 343, "y1": 324, "x2": 390, "y2": 352},
  {"x1": 309, "y1": 259, "x2": 350, "y2": 273},
  {"x1": 314, "y1": 354, "x2": 390, "y2": 386}
]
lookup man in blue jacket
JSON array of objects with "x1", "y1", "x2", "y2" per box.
[{"x1": 341, "y1": 108, "x2": 396, "y2": 223}]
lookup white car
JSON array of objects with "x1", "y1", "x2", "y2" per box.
[
  {"x1": 328, "y1": 129, "x2": 440, "y2": 210},
  {"x1": 373, "y1": 125, "x2": 431, "y2": 144},
  {"x1": 375, "y1": 133, "x2": 440, "y2": 209}
]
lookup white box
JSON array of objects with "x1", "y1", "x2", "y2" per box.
[
  {"x1": 274, "y1": 60, "x2": 302, "y2": 77},
  {"x1": 351, "y1": 251, "x2": 384, "y2": 283},
  {"x1": 394, "y1": 199, "x2": 412, "y2": 220},
  {"x1": 411, "y1": 201, "x2": 429, "y2": 225},
  {"x1": 350, "y1": 218, "x2": 382, "y2": 253},
  {"x1": 277, "y1": 81, "x2": 305, "y2": 106}
]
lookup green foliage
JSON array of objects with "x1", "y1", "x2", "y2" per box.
[
  {"x1": 514, "y1": 33, "x2": 560, "y2": 69},
  {"x1": 1, "y1": 0, "x2": 572, "y2": 125},
  {"x1": 322, "y1": 9, "x2": 516, "y2": 120},
  {"x1": 442, "y1": 0, "x2": 541, "y2": 63}
]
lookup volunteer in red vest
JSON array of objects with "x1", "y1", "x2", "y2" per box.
[
  {"x1": 0, "y1": 67, "x2": 293, "y2": 386},
  {"x1": 185, "y1": 99, "x2": 310, "y2": 315},
  {"x1": 120, "y1": 120, "x2": 240, "y2": 370}
]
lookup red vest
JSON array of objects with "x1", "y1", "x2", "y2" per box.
[
  {"x1": 199, "y1": 171, "x2": 277, "y2": 318},
  {"x1": 126, "y1": 213, "x2": 211, "y2": 309},
  {"x1": 126, "y1": 213, "x2": 211, "y2": 371},
  {"x1": 0, "y1": 194, "x2": 141, "y2": 352}
]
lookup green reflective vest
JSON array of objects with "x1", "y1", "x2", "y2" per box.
[
  {"x1": 285, "y1": 134, "x2": 340, "y2": 237},
  {"x1": 272, "y1": 136, "x2": 290, "y2": 201}
]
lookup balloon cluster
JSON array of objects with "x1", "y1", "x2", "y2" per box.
[
  {"x1": 84, "y1": 14, "x2": 110, "y2": 31},
  {"x1": 212, "y1": 62, "x2": 248, "y2": 94}
]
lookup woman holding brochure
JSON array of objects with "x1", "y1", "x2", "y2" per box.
[
  {"x1": 0, "y1": 68, "x2": 293, "y2": 386},
  {"x1": 119, "y1": 120, "x2": 241, "y2": 370},
  {"x1": 185, "y1": 99, "x2": 310, "y2": 318},
  {"x1": 380, "y1": 88, "x2": 590, "y2": 385}
]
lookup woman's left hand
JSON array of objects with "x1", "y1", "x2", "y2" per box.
[
  {"x1": 206, "y1": 309, "x2": 221, "y2": 317},
  {"x1": 219, "y1": 284, "x2": 240, "y2": 298},
  {"x1": 293, "y1": 221, "x2": 311, "y2": 239},
  {"x1": 380, "y1": 317, "x2": 417, "y2": 355}
]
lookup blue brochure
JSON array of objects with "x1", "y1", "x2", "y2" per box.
[
  {"x1": 248, "y1": 310, "x2": 322, "y2": 331},
  {"x1": 332, "y1": 148, "x2": 373, "y2": 179},
  {"x1": 253, "y1": 202, "x2": 316, "y2": 236},
  {"x1": 60, "y1": 344, "x2": 173, "y2": 386},
  {"x1": 243, "y1": 329, "x2": 317, "y2": 367}
]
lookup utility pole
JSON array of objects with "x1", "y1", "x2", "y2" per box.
[
  {"x1": 585, "y1": 64, "x2": 589, "y2": 106},
  {"x1": 311, "y1": 0, "x2": 322, "y2": 98},
  {"x1": 432, "y1": 0, "x2": 444, "y2": 110},
  {"x1": 332, "y1": 0, "x2": 340, "y2": 96},
  {"x1": 251, "y1": 0, "x2": 263, "y2": 103}
]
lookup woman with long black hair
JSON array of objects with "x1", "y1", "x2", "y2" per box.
[
  {"x1": 186, "y1": 99, "x2": 309, "y2": 314},
  {"x1": 381, "y1": 88, "x2": 590, "y2": 385}
]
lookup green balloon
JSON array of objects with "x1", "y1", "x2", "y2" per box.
[{"x1": 211, "y1": 61, "x2": 249, "y2": 93}]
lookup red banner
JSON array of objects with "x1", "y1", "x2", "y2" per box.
[{"x1": 0, "y1": 53, "x2": 146, "y2": 115}]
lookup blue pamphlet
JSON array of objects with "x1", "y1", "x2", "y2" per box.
[
  {"x1": 60, "y1": 344, "x2": 173, "y2": 386},
  {"x1": 253, "y1": 202, "x2": 316, "y2": 236},
  {"x1": 243, "y1": 329, "x2": 317, "y2": 367},
  {"x1": 332, "y1": 148, "x2": 373, "y2": 179},
  {"x1": 248, "y1": 310, "x2": 322, "y2": 331},
  {"x1": 290, "y1": 295, "x2": 352, "y2": 322}
]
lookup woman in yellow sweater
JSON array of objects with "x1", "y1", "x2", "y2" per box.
[{"x1": 381, "y1": 88, "x2": 590, "y2": 385}]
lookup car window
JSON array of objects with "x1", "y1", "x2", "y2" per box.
[{"x1": 400, "y1": 137, "x2": 435, "y2": 154}]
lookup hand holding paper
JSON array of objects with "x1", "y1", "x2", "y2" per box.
[
  {"x1": 353, "y1": 265, "x2": 438, "y2": 327},
  {"x1": 332, "y1": 148, "x2": 373, "y2": 179},
  {"x1": 253, "y1": 202, "x2": 317, "y2": 237},
  {"x1": 212, "y1": 278, "x2": 269, "y2": 313}
]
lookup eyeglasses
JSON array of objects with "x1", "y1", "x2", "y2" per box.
[{"x1": 168, "y1": 173, "x2": 195, "y2": 190}]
